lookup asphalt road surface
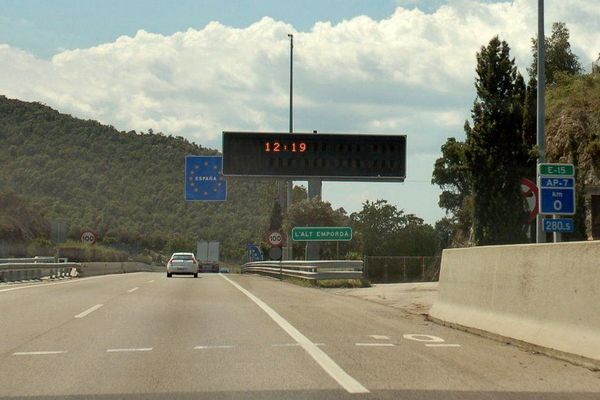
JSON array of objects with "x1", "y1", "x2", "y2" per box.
[{"x1": 1, "y1": 272, "x2": 599, "y2": 399}]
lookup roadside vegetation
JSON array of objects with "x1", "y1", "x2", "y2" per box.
[
  {"x1": 432, "y1": 22, "x2": 598, "y2": 246},
  {"x1": 282, "y1": 277, "x2": 370, "y2": 289}
]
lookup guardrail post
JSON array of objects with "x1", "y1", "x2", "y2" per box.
[
  {"x1": 403, "y1": 258, "x2": 407, "y2": 282},
  {"x1": 421, "y1": 257, "x2": 425, "y2": 281}
]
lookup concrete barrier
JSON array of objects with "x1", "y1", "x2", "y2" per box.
[
  {"x1": 429, "y1": 241, "x2": 600, "y2": 366},
  {"x1": 78, "y1": 262, "x2": 155, "y2": 277}
]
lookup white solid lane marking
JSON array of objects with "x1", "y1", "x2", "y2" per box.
[
  {"x1": 220, "y1": 274, "x2": 369, "y2": 394},
  {"x1": 127, "y1": 287, "x2": 139, "y2": 293},
  {"x1": 355, "y1": 343, "x2": 395, "y2": 347},
  {"x1": 425, "y1": 344, "x2": 461, "y2": 348},
  {"x1": 194, "y1": 345, "x2": 234, "y2": 350},
  {"x1": 106, "y1": 348, "x2": 152, "y2": 353},
  {"x1": 13, "y1": 351, "x2": 67, "y2": 356},
  {"x1": 369, "y1": 335, "x2": 390, "y2": 340},
  {"x1": 74, "y1": 304, "x2": 104, "y2": 319},
  {"x1": 403, "y1": 334, "x2": 445, "y2": 343},
  {"x1": 0, "y1": 273, "x2": 145, "y2": 293}
]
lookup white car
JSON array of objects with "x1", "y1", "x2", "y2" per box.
[{"x1": 166, "y1": 252, "x2": 199, "y2": 278}]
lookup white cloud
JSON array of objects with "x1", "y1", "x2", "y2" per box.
[{"x1": 1, "y1": 0, "x2": 598, "y2": 222}]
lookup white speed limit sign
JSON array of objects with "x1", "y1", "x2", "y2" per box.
[
  {"x1": 267, "y1": 231, "x2": 283, "y2": 247},
  {"x1": 80, "y1": 231, "x2": 97, "y2": 245}
]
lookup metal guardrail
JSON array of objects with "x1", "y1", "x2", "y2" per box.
[
  {"x1": 242, "y1": 260, "x2": 364, "y2": 281},
  {"x1": 0, "y1": 257, "x2": 69, "y2": 264},
  {"x1": 0, "y1": 262, "x2": 81, "y2": 283}
]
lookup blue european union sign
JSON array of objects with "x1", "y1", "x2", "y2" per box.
[{"x1": 185, "y1": 156, "x2": 227, "y2": 201}]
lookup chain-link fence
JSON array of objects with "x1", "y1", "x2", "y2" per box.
[{"x1": 364, "y1": 256, "x2": 441, "y2": 283}]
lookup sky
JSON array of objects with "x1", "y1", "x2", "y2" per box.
[{"x1": 1, "y1": 0, "x2": 599, "y2": 224}]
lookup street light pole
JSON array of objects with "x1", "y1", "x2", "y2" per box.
[
  {"x1": 286, "y1": 33, "x2": 294, "y2": 259},
  {"x1": 536, "y1": 0, "x2": 546, "y2": 244},
  {"x1": 288, "y1": 33, "x2": 293, "y2": 134}
]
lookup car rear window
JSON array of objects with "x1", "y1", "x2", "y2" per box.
[{"x1": 171, "y1": 255, "x2": 195, "y2": 261}]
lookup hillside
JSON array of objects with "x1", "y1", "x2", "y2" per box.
[
  {"x1": 545, "y1": 71, "x2": 600, "y2": 239},
  {"x1": 0, "y1": 96, "x2": 276, "y2": 260}
]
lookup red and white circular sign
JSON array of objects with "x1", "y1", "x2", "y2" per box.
[
  {"x1": 521, "y1": 178, "x2": 539, "y2": 224},
  {"x1": 81, "y1": 231, "x2": 97, "y2": 245},
  {"x1": 267, "y1": 231, "x2": 283, "y2": 247}
]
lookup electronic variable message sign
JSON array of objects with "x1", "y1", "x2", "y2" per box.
[{"x1": 222, "y1": 131, "x2": 406, "y2": 181}]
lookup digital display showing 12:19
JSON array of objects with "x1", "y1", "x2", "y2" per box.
[{"x1": 264, "y1": 141, "x2": 307, "y2": 153}]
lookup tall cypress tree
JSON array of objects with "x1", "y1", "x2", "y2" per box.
[{"x1": 465, "y1": 36, "x2": 529, "y2": 245}]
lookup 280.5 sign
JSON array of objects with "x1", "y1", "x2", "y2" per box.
[{"x1": 542, "y1": 218, "x2": 574, "y2": 233}]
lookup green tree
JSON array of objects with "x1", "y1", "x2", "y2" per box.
[
  {"x1": 431, "y1": 137, "x2": 472, "y2": 245},
  {"x1": 529, "y1": 22, "x2": 582, "y2": 85},
  {"x1": 350, "y1": 200, "x2": 405, "y2": 255},
  {"x1": 522, "y1": 76, "x2": 537, "y2": 153},
  {"x1": 434, "y1": 217, "x2": 455, "y2": 252},
  {"x1": 163, "y1": 234, "x2": 195, "y2": 255},
  {"x1": 0, "y1": 189, "x2": 50, "y2": 243},
  {"x1": 292, "y1": 185, "x2": 308, "y2": 204},
  {"x1": 269, "y1": 200, "x2": 283, "y2": 231},
  {"x1": 465, "y1": 36, "x2": 529, "y2": 245},
  {"x1": 349, "y1": 199, "x2": 434, "y2": 255},
  {"x1": 389, "y1": 220, "x2": 437, "y2": 256}
]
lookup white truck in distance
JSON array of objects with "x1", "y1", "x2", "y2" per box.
[{"x1": 197, "y1": 241, "x2": 220, "y2": 273}]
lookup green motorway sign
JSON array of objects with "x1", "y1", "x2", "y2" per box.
[
  {"x1": 539, "y1": 163, "x2": 574, "y2": 176},
  {"x1": 292, "y1": 227, "x2": 352, "y2": 241}
]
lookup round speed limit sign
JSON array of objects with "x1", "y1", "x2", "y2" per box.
[
  {"x1": 81, "y1": 231, "x2": 97, "y2": 245},
  {"x1": 267, "y1": 231, "x2": 283, "y2": 247}
]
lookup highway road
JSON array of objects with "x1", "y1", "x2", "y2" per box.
[{"x1": 1, "y1": 272, "x2": 599, "y2": 399}]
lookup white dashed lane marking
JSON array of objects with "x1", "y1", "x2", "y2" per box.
[
  {"x1": 426, "y1": 344, "x2": 462, "y2": 348},
  {"x1": 106, "y1": 348, "x2": 152, "y2": 353},
  {"x1": 355, "y1": 343, "x2": 395, "y2": 347},
  {"x1": 127, "y1": 287, "x2": 139, "y2": 293},
  {"x1": 271, "y1": 343, "x2": 325, "y2": 347},
  {"x1": 13, "y1": 351, "x2": 67, "y2": 356},
  {"x1": 369, "y1": 335, "x2": 390, "y2": 340},
  {"x1": 194, "y1": 345, "x2": 235, "y2": 350},
  {"x1": 74, "y1": 304, "x2": 103, "y2": 319}
]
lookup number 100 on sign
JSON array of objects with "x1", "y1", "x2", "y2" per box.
[{"x1": 543, "y1": 218, "x2": 574, "y2": 233}]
